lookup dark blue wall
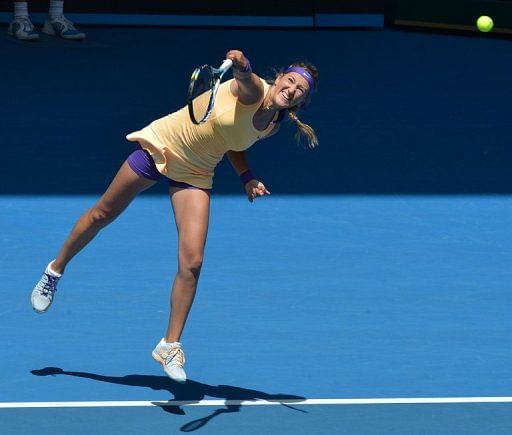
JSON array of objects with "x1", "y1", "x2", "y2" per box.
[
  {"x1": 0, "y1": 0, "x2": 384, "y2": 15},
  {"x1": 2, "y1": 27, "x2": 511, "y2": 194}
]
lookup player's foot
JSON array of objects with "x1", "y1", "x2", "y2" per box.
[
  {"x1": 42, "y1": 15, "x2": 85, "y2": 40},
  {"x1": 7, "y1": 17, "x2": 39, "y2": 41},
  {"x1": 31, "y1": 261, "x2": 62, "y2": 313},
  {"x1": 152, "y1": 338, "x2": 187, "y2": 383}
]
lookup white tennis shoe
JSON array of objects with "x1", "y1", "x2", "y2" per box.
[
  {"x1": 7, "y1": 17, "x2": 39, "y2": 40},
  {"x1": 152, "y1": 338, "x2": 187, "y2": 383},
  {"x1": 31, "y1": 261, "x2": 62, "y2": 313},
  {"x1": 42, "y1": 15, "x2": 85, "y2": 40}
]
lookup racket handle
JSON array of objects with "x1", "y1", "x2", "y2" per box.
[{"x1": 219, "y1": 59, "x2": 233, "y2": 74}]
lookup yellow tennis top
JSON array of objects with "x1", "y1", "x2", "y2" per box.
[{"x1": 126, "y1": 78, "x2": 273, "y2": 189}]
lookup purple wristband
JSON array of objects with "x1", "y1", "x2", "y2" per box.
[
  {"x1": 234, "y1": 59, "x2": 252, "y2": 75},
  {"x1": 240, "y1": 59, "x2": 252, "y2": 73},
  {"x1": 239, "y1": 170, "x2": 255, "y2": 184}
]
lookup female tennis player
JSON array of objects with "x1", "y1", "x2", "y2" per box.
[{"x1": 30, "y1": 49, "x2": 319, "y2": 383}]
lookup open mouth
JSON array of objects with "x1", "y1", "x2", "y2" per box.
[{"x1": 280, "y1": 91, "x2": 291, "y2": 103}]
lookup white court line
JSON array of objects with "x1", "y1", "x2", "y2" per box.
[{"x1": 2, "y1": 397, "x2": 512, "y2": 409}]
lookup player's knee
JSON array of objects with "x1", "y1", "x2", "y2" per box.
[
  {"x1": 89, "y1": 205, "x2": 116, "y2": 228},
  {"x1": 188, "y1": 257, "x2": 203, "y2": 278},
  {"x1": 180, "y1": 255, "x2": 203, "y2": 279}
]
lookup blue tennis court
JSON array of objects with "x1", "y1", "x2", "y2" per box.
[
  {"x1": 2, "y1": 195, "x2": 512, "y2": 433},
  {"x1": 2, "y1": 22, "x2": 512, "y2": 435}
]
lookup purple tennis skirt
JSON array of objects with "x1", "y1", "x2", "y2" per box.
[{"x1": 126, "y1": 146, "x2": 208, "y2": 190}]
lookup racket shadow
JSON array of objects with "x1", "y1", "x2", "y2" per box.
[{"x1": 31, "y1": 367, "x2": 306, "y2": 431}]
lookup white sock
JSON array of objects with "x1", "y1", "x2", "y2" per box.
[
  {"x1": 14, "y1": 2, "x2": 29, "y2": 19},
  {"x1": 46, "y1": 260, "x2": 62, "y2": 278},
  {"x1": 48, "y1": 0, "x2": 64, "y2": 19},
  {"x1": 163, "y1": 339, "x2": 180, "y2": 346}
]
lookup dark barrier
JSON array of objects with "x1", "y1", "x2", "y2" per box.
[{"x1": 0, "y1": 0, "x2": 384, "y2": 16}]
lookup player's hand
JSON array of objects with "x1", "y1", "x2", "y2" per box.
[
  {"x1": 245, "y1": 179, "x2": 270, "y2": 202},
  {"x1": 226, "y1": 50, "x2": 250, "y2": 71}
]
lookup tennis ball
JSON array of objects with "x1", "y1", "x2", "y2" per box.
[{"x1": 476, "y1": 16, "x2": 494, "y2": 32}]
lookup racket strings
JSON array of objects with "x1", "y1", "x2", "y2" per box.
[
  {"x1": 188, "y1": 60, "x2": 232, "y2": 125},
  {"x1": 189, "y1": 67, "x2": 215, "y2": 124}
]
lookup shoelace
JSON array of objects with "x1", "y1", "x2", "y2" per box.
[
  {"x1": 39, "y1": 274, "x2": 57, "y2": 297},
  {"x1": 165, "y1": 347, "x2": 185, "y2": 368},
  {"x1": 19, "y1": 18, "x2": 35, "y2": 31},
  {"x1": 58, "y1": 16, "x2": 76, "y2": 30}
]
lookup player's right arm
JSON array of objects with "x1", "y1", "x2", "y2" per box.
[{"x1": 226, "y1": 50, "x2": 264, "y2": 106}]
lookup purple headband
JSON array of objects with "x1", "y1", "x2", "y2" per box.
[{"x1": 284, "y1": 66, "x2": 315, "y2": 92}]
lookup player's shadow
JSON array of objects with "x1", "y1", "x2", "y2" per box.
[{"x1": 31, "y1": 367, "x2": 306, "y2": 432}]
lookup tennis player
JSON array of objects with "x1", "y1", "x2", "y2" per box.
[{"x1": 30, "y1": 49, "x2": 318, "y2": 383}]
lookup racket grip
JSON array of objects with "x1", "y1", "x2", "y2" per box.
[{"x1": 219, "y1": 59, "x2": 233, "y2": 74}]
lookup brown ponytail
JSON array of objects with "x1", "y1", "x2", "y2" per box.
[
  {"x1": 288, "y1": 107, "x2": 319, "y2": 149},
  {"x1": 288, "y1": 108, "x2": 318, "y2": 148}
]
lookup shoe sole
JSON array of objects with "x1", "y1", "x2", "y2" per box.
[
  {"x1": 42, "y1": 31, "x2": 86, "y2": 40},
  {"x1": 7, "y1": 30, "x2": 39, "y2": 41},
  {"x1": 152, "y1": 351, "x2": 186, "y2": 384}
]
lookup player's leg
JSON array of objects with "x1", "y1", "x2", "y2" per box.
[
  {"x1": 52, "y1": 161, "x2": 156, "y2": 273},
  {"x1": 7, "y1": 1, "x2": 38, "y2": 40},
  {"x1": 42, "y1": 0, "x2": 86, "y2": 40},
  {"x1": 152, "y1": 186, "x2": 210, "y2": 383},
  {"x1": 31, "y1": 148, "x2": 158, "y2": 313},
  {"x1": 167, "y1": 186, "x2": 210, "y2": 341}
]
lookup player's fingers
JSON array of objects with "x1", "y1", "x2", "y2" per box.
[
  {"x1": 226, "y1": 50, "x2": 245, "y2": 68},
  {"x1": 257, "y1": 183, "x2": 269, "y2": 194}
]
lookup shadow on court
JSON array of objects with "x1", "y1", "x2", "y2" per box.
[{"x1": 31, "y1": 367, "x2": 306, "y2": 432}]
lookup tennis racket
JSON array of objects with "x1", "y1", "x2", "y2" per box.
[{"x1": 187, "y1": 59, "x2": 233, "y2": 125}]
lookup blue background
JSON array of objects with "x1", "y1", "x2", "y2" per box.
[{"x1": 2, "y1": 27, "x2": 512, "y2": 194}]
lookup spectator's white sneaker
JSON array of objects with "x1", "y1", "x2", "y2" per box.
[
  {"x1": 42, "y1": 15, "x2": 85, "y2": 40},
  {"x1": 7, "y1": 17, "x2": 39, "y2": 41},
  {"x1": 31, "y1": 261, "x2": 62, "y2": 313},
  {"x1": 152, "y1": 338, "x2": 187, "y2": 383}
]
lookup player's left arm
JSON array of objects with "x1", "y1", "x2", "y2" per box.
[
  {"x1": 226, "y1": 150, "x2": 250, "y2": 176},
  {"x1": 226, "y1": 50, "x2": 263, "y2": 106},
  {"x1": 227, "y1": 150, "x2": 270, "y2": 202}
]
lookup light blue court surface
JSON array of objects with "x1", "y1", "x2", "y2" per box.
[{"x1": 1, "y1": 195, "x2": 512, "y2": 434}]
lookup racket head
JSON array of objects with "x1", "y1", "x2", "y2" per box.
[{"x1": 187, "y1": 65, "x2": 215, "y2": 125}]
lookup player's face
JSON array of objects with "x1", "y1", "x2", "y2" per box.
[{"x1": 271, "y1": 72, "x2": 310, "y2": 109}]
